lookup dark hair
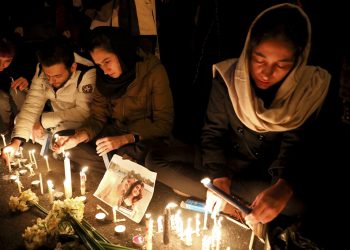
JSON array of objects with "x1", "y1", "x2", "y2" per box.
[
  {"x1": 37, "y1": 36, "x2": 75, "y2": 69},
  {"x1": 86, "y1": 27, "x2": 140, "y2": 71},
  {"x1": 123, "y1": 180, "x2": 144, "y2": 204},
  {"x1": 0, "y1": 37, "x2": 16, "y2": 57},
  {"x1": 248, "y1": 6, "x2": 308, "y2": 62}
]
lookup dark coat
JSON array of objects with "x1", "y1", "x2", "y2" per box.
[{"x1": 201, "y1": 76, "x2": 315, "y2": 188}]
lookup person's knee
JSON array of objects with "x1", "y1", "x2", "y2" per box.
[{"x1": 145, "y1": 147, "x2": 171, "y2": 171}]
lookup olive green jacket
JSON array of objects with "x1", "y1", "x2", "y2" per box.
[{"x1": 80, "y1": 50, "x2": 173, "y2": 141}]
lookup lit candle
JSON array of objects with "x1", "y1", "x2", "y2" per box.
[
  {"x1": 64, "y1": 152, "x2": 72, "y2": 198},
  {"x1": 39, "y1": 173, "x2": 44, "y2": 195},
  {"x1": 47, "y1": 180, "x2": 54, "y2": 204},
  {"x1": 44, "y1": 155, "x2": 50, "y2": 172},
  {"x1": 95, "y1": 212, "x2": 106, "y2": 221},
  {"x1": 112, "y1": 206, "x2": 117, "y2": 223},
  {"x1": 31, "y1": 150, "x2": 38, "y2": 169},
  {"x1": 64, "y1": 179, "x2": 72, "y2": 198},
  {"x1": 185, "y1": 218, "x2": 193, "y2": 246},
  {"x1": 146, "y1": 218, "x2": 153, "y2": 250},
  {"x1": 175, "y1": 209, "x2": 182, "y2": 237},
  {"x1": 114, "y1": 225, "x2": 126, "y2": 234},
  {"x1": 1, "y1": 133, "x2": 6, "y2": 146},
  {"x1": 203, "y1": 204, "x2": 209, "y2": 230},
  {"x1": 157, "y1": 216, "x2": 163, "y2": 233},
  {"x1": 19, "y1": 146, "x2": 23, "y2": 158},
  {"x1": 80, "y1": 166, "x2": 88, "y2": 195},
  {"x1": 195, "y1": 213, "x2": 201, "y2": 236}
]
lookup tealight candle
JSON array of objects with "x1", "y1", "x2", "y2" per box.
[
  {"x1": 10, "y1": 175, "x2": 18, "y2": 182},
  {"x1": 132, "y1": 235, "x2": 145, "y2": 246},
  {"x1": 77, "y1": 195, "x2": 87, "y2": 203},
  {"x1": 54, "y1": 191, "x2": 64, "y2": 200},
  {"x1": 31, "y1": 180, "x2": 40, "y2": 187},
  {"x1": 19, "y1": 169, "x2": 28, "y2": 176},
  {"x1": 114, "y1": 225, "x2": 126, "y2": 234},
  {"x1": 95, "y1": 212, "x2": 106, "y2": 221}
]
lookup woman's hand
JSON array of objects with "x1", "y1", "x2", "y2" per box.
[
  {"x1": 96, "y1": 134, "x2": 133, "y2": 156},
  {"x1": 52, "y1": 131, "x2": 88, "y2": 153},
  {"x1": 11, "y1": 77, "x2": 29, "y2": 91},
  {"x1": 245, "y1": 179, "x2": 293, "y2": 225},
  {"x1": 205, "y1": 177, "x2": 232, "y2": 218}
]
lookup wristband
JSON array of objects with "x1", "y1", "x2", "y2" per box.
[{"x1": 133, "y1": 134, "x2": 140, "y2": 143}]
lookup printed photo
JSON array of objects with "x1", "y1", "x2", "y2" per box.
[{"x1": 94, "y1": 154, "x2": 157, "y2": 223}]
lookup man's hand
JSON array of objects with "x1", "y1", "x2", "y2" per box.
[
  {"x1": 1, "y1": 139, "x2": 21, "y2": 166},
  {"x1": 245, "y1": 179, "x2": 293, "y2": 225},
  {"x1": 11, "y1": 77, "x2": 29, "y2": 91},
  {"x1": 32, "y1": 122, "x2": 45, "y2": 143}
]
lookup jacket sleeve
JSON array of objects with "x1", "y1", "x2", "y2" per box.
[
  {"x1": 268, "y1": 117, "x2": 315, "y2": 189},
  {"x1": 77, "y1": 86, "x2": 109, "y2": 141},
  {"x1": 201, "y1": 78, "x2": 232, "y2": 179},
  {"x1": 40, "y1": 69, "x2": 96, "y2": 129},
  {"x1": 11, "y1": 64, "x2": 47, "y2": 141},
  {"x1": 129, "y1": 64, "x2": 174, "y2": 139}
]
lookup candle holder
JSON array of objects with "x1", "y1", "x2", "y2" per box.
[
  {"x1": 19, "y1": 169, "x2": 28, "y2": 176},
  {"x1": 77, "y1": 195, "x2": 87, "y2": 203},
  {"x1": 95, "y1": 212, "x2": 106, "y2": 222},
  {"x1": 9, "y1": 175, "x2": 18, "y2": 183},
  {"x1": 114, "y1": 225, "x2": 126, "y2": 234},
  {"x1": 53, "y1": 191, "x2": 64, "y2": 200},
  {"x1": 31, "y1": 180, "x2": 40, "y2": 188}
]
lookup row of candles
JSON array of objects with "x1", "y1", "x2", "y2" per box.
[
  {"x1": 141, "y1": 203, "x2": 223, "y2": 250},
  {"x1": 3, "y1": 143, "x2": 89, "y2": 204},
  {"x1": 3, "y1": 135, "x2": 236, "y2": 249}
]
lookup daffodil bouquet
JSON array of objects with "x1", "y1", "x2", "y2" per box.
[{"x1": 9, "y1": 189, "x2": 134, "y2": 250}]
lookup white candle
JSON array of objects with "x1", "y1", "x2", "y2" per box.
[
  {"x1": 157, "y1": 216, "x2": 163, "y2": 233},
  {"x1": 185, "y1": 218, "x2": 193, "y2": 246},
  {"x1": 203, "y1": 204, "x2": 209, "y2": 230},
  {"x1": 15, "y1": 179, "x2": 22, "y2": 193},
  {"x1": 1, "y1": 133, "x2": 6, "y2": 146},
  {"x1": 112, "y1": 206, "x2": 117, "y2": 223},
  {"x1": 64, "y1": 179, "x2": 72, "y2": 199},
  {"x1": 39, "y1": 173, "x2": 44, "y2": 195},
  {"x1": 31, "y1": 150, "x2": 38, "y2": 169},
  {"x1": 47, "y1": 180, "x2": 54, "y2": 204},
  {"x1": 146, "y1": 218, "x2": 153, "y2": 250},
  {"x1": 80, "y1": 166, "x2": 88, "y2": 195},
  {"x1": 195, "y1": 213, "x2": 201, "y2": 236},
  {"x1": 19, "y1": 146, "x2": 23, "y2": 158},
  {"x1": 44, "y1": 155, "x2": 50, "y2": 172},
  {"x1": 64, "y1": 152, "x2": 72, "y2": 198},
  {"x1": 28, "y1": 150, "x2": 33, "y2": 163}
]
